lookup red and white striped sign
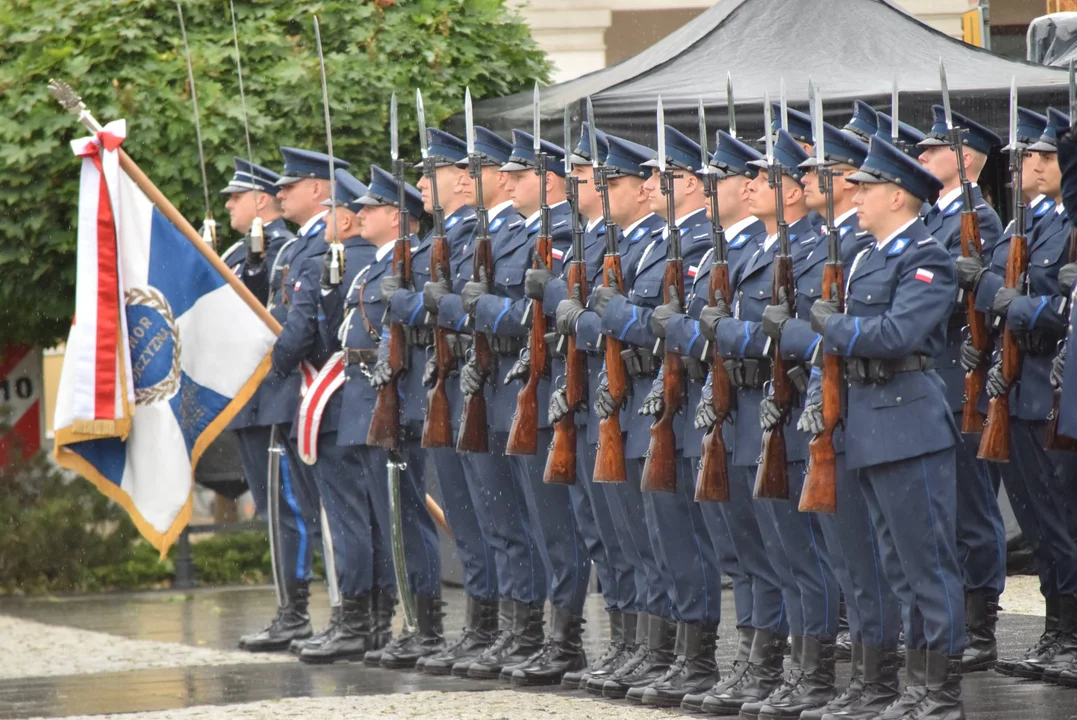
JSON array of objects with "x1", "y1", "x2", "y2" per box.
[{"x1": 0, "y1": 345, "x2": 43, "y2": 466}]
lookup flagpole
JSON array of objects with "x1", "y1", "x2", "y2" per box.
[{"x1": 49, "y1": 79, "x2": 282, "y2": 335}]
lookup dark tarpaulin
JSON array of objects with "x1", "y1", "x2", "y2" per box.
[{"x1": 1029, "y1": 12, "x2": 1077, "y2": 66}]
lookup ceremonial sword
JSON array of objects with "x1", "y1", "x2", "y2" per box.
[{"x1": 175, "y1": 2, "x2": 217, "y2": 251}]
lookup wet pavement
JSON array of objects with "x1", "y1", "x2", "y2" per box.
[{"x1": 1, "y1": 586, "x2": 1075, "y2": 718}]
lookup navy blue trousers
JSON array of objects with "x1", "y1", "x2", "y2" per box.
[
  {"x1": 352, "y1": 445, "x2": 397, "y2": 595},
  {"x1": 696, "y1": 456, "x2": 754, "y2": 629},
  {"x1": 272, "y1": 426, "x2": 323, "y2": 585},
  {"x1": 395, "y1": 437, "x2": 443, "y2": 597},
  {"x1": 954, "y1": 426, "x2": 1007, "y2": 595}
]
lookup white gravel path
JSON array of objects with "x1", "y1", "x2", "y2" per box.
[
  {"x1": 0, "y1": 615, "x2": 283, "y2": 680},
  {"x1": 1000, "y1": 574, "x2": 1047, "y2": 617},
  {"x1": 29, "y1": 691, "x2": 679, "y2": 719}
]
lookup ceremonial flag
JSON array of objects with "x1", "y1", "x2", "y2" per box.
[{"x1": 53, "y1": 120, "x2": 277, "y2": 554}]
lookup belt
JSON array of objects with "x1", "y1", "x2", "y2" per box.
[
  {"x1": 344, "y1": 348, "x2": 378, "y2": 366},
  {"x1": 489, "y1": 335, "x2": 524, "y2": 356},
  {"x1": 844, "y1": 354, "x2": 934, "y2": 385}
]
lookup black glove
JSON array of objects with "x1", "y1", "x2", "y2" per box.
[
  {"x1": 246, "y1": 235, "x2": 266, "y2": 267},
  {"x1": 810, "y1": 285, "x2": 841, "y2": 335},
  {"x1": 504, "y1": 352, "x2": 530, "y2": 384},
  {"x1": 639, "y1": 382, "x2": 664, "y2": 417},
  {"x1": 985, "y1": 362, "x2": 1008, "y2": 398},
  {"x1": 369, "y1": 360, "x2": 393, "y2": 390},
  {"x1": 797, "y1": 402, "x2": 825, "y2": 435},
  {"x1": 698, "y1": 297, "x2": 732, "y2": 342},
  {"x1": 421, "y1": 355, "x2": 437, "y2": 387},
  {"x1": 422, "y1": 265, "x2": 452, "y2": 314},
  {"x1": 761, "y1": 287, "x2": 793, "y2": 341},
  {"x1": 380, "y1": 275, "x2": 402, "y2": 306},
  {"x1": 460, "y1": 361, "x2": 485, "y2": 396},
  {"x1": 955, "y1": 252, "x2": 986, "y2": 293},
  {"x1": 590, "y1": 269, "x2": 622, "y2": 317},
  {"x1": 549, "y1": 386, "x2": 570, "y2": 424},
  {"x1": 320, "y1": 249, "x2": 337, "y2": 291},
  {"x1": 959, "y1": 339, "x2": 985, "y2": 373},
  {"x1": 1059, "y1": 262, "x2": 1077, "y2": 298},
  {"x1": 556, "y1": 285, "x2": 586, "y2": 335},
  {"x1": 694, "y1": 382, "x2": 718, "y2": 431},
  {"x1": 759, "y1": 396, "x2": 783, "y2": 430},
  {"x1": 595, "y1": 381, "x2": 618, "y2": 419},
  {"x1": 991, "y1": 285, "x2": 1022, "y2": 321},
  {"x1": 525, "y1": 262, "x2": 555, "y2": 301},
  {"x1": 1051, "y1": 352, "x2": 1066, "y2": 390},
  {"x1": 461, "y1": 266, "x2": 490, "y2": 315},
  {"x1": 649, "y1": 285, "x2": 683, "y2": 339}
]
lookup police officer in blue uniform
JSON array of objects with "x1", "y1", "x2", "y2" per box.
[
  {"x1": 917, "y1": 106, "x2": 1007, "y2": 674},
  {"x1": 239, "y1": 147, "x2": 348, "y2": 652},
  {"x1": 706, "y1": 129, "x2": 840, "y2": 718},
  {"x1": 434, "y1": 127, "x2": 551, "y2": 678},
  {"x1": 566, "y1": 135, "x2": 670, "y2": 694},
  {"x1": 763, "y1": 106, "x2": 825, "y2": 235},
  {"x1": 586, "y1": 124, "x2": 723, "y2": 704},
  {"x1": 986, "y1": 109, "x2": 1077, "y2": 686},
  {"x1": 814, "y1": 137, "x2": 966, "y2": 720}
]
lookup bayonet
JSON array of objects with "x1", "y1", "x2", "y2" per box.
[
  {"x1": 939, "y1": 57, "x2": 954, "y2": 131},
  {"x1": 939, "y1": 58, "x2": 973, "y2": 206},
  {"x1": 779, "y1": 77, "x2": 788, "y2": 132},
  {"x1": 563, "y1": 105, "x2": 572, "y2": 177},
  {"x1": 698, "y1": 98, "x2": 710, "y2": 172},
  {"x1": 657, "y1": 96, "x2": 667, "y2": 173},
  {"x1": 313, "y1": 16, "x2": 341, "y2": 284},
  {"x1": 176, "y1": 2, "x2": 215, "y2": 249},
  {"x1": 726, "y1": 73, "x2": 737, "y2": 139},
  {"x1": 588, "y1": 98, "x2": 600, "y2": 169},
  {"x1": 1007, "y1": 76, "x2": 1018, "y2": 154},
  {"x1": 810, "y1": 80, "x2": 824, "y2": 166},
  {"x1": 763, "y1": 91, "x2": 775, "y2": 166},
  {"x1": 533, "y1": 82, "x2": 541, "y2": 151},
  {"x1": 891, "y1": 75, "x2": 900, "y2": 147},
  {"x1": 465, "y1": 88, "x2": 475, "y2": 155},
  {"x1": 228, "y1": 0, "x2": 263, "y2": 256},
  {"x1": 417, "y1": 89, "x2": 428, "y2": 159},
  {"x1": 390, "y1": 93, "x2": 399, "y2": 161}
]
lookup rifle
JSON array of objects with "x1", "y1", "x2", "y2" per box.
[
  {"x1": 456, "y1": 88, "x2": 492, "y2": 454},
  {"x1": 1045, "y1": 229, "x2": 1077, "y2": 452},
  {"x1": 589, "y1": 99, "x2": 628, "y2": 484},
  {"x1": 640, "y1": 97, "x2": 683, "y2": 494},
  {"x1": 939, "y1": 60, "x2": 990, "y2": 433},
  {"x1": 367, "y1": 94, "x2": 411, "y2": 449},
  {"x1": 695, "y1": 98, "x2": 731, "y2": 503},
  {"x1": 506, "y1": 83, "x2": 551, "y2": 456},
  {"x1": 416, "y1": 90, "x2": 453, "y2": 448},
  {"x1": 800, "y1": 85, "x2": 841, "y2": 513},
  {"x1": 755, "y1": 94, "x2": 792, "y2": 501},
  {"x1": 979, "y1": 79, "x2": 1026, "y2": 461},
  {"x1": 545, "y1": 106, "x2": 588, "y2": 485}
]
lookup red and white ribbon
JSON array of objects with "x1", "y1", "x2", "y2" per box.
[{"x1": 296, "y1": 353, "x2": 345, "y2": 464}]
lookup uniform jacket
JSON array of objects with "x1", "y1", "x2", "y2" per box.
[{"x1": 1059, "y1": 283, "x2": 1077, "y2": 438}]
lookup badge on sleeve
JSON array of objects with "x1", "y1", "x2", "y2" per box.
[{"x1": 914, "y1": 268, "x2": 934, "y2": 284}]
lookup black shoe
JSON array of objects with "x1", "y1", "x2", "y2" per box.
[
  {"x1": 602, "y1": 615, "x2": 678, "y2": 700},
  {"x1": 906, "y1": 651, "x2": 964, "y2": 719},
  {"x1": 421, "y1": 596, "x2": 498, "y2": 675},
  {"x1": 586, "y1": 612, "x2": 649, "y2": 695},
  {"x1": 290, "y1": 605, "x2": 341, "y2": 656},
  {"x1": 699, "y1": 629, "x2": 787, "y2": 716},
  {"x1": 362, "y1": 587, "x2": 397, "y2": 666},
  {"x1": 821, "y1": 644, "x2": 901, "y2": 719},
  {"x1": 299, "y1": 594, "x2": 374, "y2": 664},
  {"x1": 875, "y1": 648, "x2": 926, "y2": 720},
  {"x1": 996, "y1": 595, "x2": 1058, "y2": 677},
  {"x1": 239, "y1": 581, "x2": 312, "y2": 652},
  {"x1": 961, "y1": 589, "x2": 999, "y2": 672},
  {"x1": 563, "y1": 610, "x2": 632, "y2": 689},
  {"x1": 467, "y1": 601, "x2": 544, "y2": 679},
  {"x1": 1040, "y1": 594, "x2": 1077, "y2": 683},
  {"x1": 511, "y1": 606, "x2": 587, "y2": 686},
  {"x1": 758, "y1": 636, "x2": 837, "y2": 718},
  {"x1": 641, "y1": 622, "x2": 720, "y2": 707},
  {"x1": 453, "y1": 598, "x2": 513, "y2": 678},
  {"x1": 802, "y1": 642, "x2": 862, "y2": 720},
  {"x1": 682, "y1": 626, "x2": 753, "y2": 713},
  {"x1": 739, "y1": 635, "x2": 802, "y2": 720},
  {"x1": 624, "y1": 620, "x2": 684, "y2": 704},
  {"x1": 379, "y1": 594, "x2": 447, "y2": 669}
]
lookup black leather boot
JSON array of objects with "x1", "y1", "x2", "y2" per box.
[
  {"x1": 961, "y1": 589, "x2": 999, "y2": 672},
  {"x1": 996, "y1": 595, "x2": 1058, "y2": 677},
  {"x1": 739, "y1": 635, "x2": 803, "y2": 720},
  {"x1": 362, "y1": 587, "x2": 397, "y2": 665},
  {"x1": 821, "y1": 644, "x2": 901, "y2": 719},
  {"x1": 454, "y1": 598, "x2": 513, "y2": 678},
  {"x1": 908, "y1": 651, "x2": 965, "y2": 719},
  {"x1": 1040, "y1": 594, "x2": 1077, "y2": 683},
  {"x1": 379, "y1": 594, "x2": 447, "y2": 669},
  {"x1": 239, "y1": 580, "x2": 313, "y2": 652},
  {"x1": 626, "y1": 621, "x2": 685, "y2": 703},
  {"x1": 641, "y1": 622, "x2": 720, "y2": 707},
  {"x1": 510, "y1": 606, "x2": 587, "y2": 686},
  {"x1": 699, "y1": 629, "x2": 787, "y2": 716},
  {"x1": 290, "y1": 605, "x2": 341, "y2": 655},
  {"x1": 299, "y1": 594, "x2": 373, "y2": 664},
  {"x1": 876, "y1": 648, "x2": 926, "y2": 720},
  {"x1": 759, "y1": 636, "x2": 837, "y2": 718},
  {"x1": 467, "y1": 601, "x2": 544, "y2": 679},
  {"x1": 602, "y1": 615, "x2": 678, "y2": 699},
  {"x1": 682, "y1": 625, "x2": 753, "y2": 713},
  {"x1": 802, "y1": 642, "x2": 862, "y2": 720},
  {"x1": 563, "y1": 610, "x2": 632, "y2": 689},
  {"x1": 587, "y1": 612, "x2": 649, "y2": 694},
  {"x1": 422, "y1": 596, "x2": 498, "y2": 675}
]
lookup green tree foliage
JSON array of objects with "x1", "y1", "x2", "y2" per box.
[{"x1": 0, "y1": 0, "x2": 549, "y2": 348}]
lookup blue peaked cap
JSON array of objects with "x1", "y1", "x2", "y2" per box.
[
  {"x1": 604, "y1": 135, "x2": 654, "y2": 179},
  {"x1": 747, "y1": 129, "x2": 810, "y2": 183},
  {"x1": 848, "y1": 136, "x2": 944, "y2": 203},
  {"x1": 320, "y1": 168, "x2": 369, "y2": 211},
  {"x1": 799, "y1": 122, "x2": 868, "y2": 170},
  {"x1": 275, "y1": 147, "x2": 351, "y2": 186},
  {"x1": 221, "y1": 157, "x2": 281, "y2": 194},
  {"x1": 500, "y1": 129, "x2": 567, "y2": 177},
  {"x1": 355, "y1": 164, "x2": 425, "y2": 219},
  {"x1": 1028, "y1": 108, "x2": 1071, "y2": 153},
  {"x1": 453, "y1": 126, "x2": 513, "y2": 168},
  {"x1": 918, "y1": 105, "x2": 1002, "y2": 156},
  {"x1": 1015, "y1": 107, "x2": 1048, "y2": 146},
  {"x1": 641, "y1": 124, "x2": 705, "y2": 173},
  {"x1": 873, "y1": 113, "x2": 927, "y2": 158},
  {"x1": 416, "y1": 128, "x2": 468, "y2": 168},
  {"x1": 843, "y1": 101, "x2": 879, "y2": 143},
  {"x1": 762, "y1": 105, "x2": 814, "y2": 145},
  {"x1": 570, "y1": 122, "x2": 609, "y2": 165},
  {"x1": 710, "y1": 130, "x2": 762, "y2": 178}
]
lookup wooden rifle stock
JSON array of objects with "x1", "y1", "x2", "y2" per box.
[
  {"x1": 594, "y1": 254, "x2": 629, "y2": 483},
  {"x1": 367, "y1": 236, "x2": 411, "y2": 449},
  {"x1": 421, "y1": 234, "x2": 454, "y2": 448},
  {"x1": 545, "y1": 260, "x2": 588, "y2": 484},
  {"x1": 755, "y1": 251, "x2": 793, "y2": 500},
  {"x1": 641, "y1": 257, "x2": 684, "y2": 494},
  {"x1": 1045, "y1": 227, "x2": 1077, "y2": 452},
  {"x1": 506, "y1": 233, "x2": 551, "y2": 455},
  {"x1": 696, "y1": 261, "x2": 732, "y2": 502},
  {"x1": 456, "y1": 235, "x2": 494, "y2": 454},
  {"x1": 961, "y1": 211, "x2": 990, "y2": 433}
]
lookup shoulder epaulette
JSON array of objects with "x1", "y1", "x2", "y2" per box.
[
  {"x1": 886, "y1": 237, "x2": 912, "y2": 255},
  {"x1": 551, "y1": 220, "x2": 568, "y2": 230}
]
